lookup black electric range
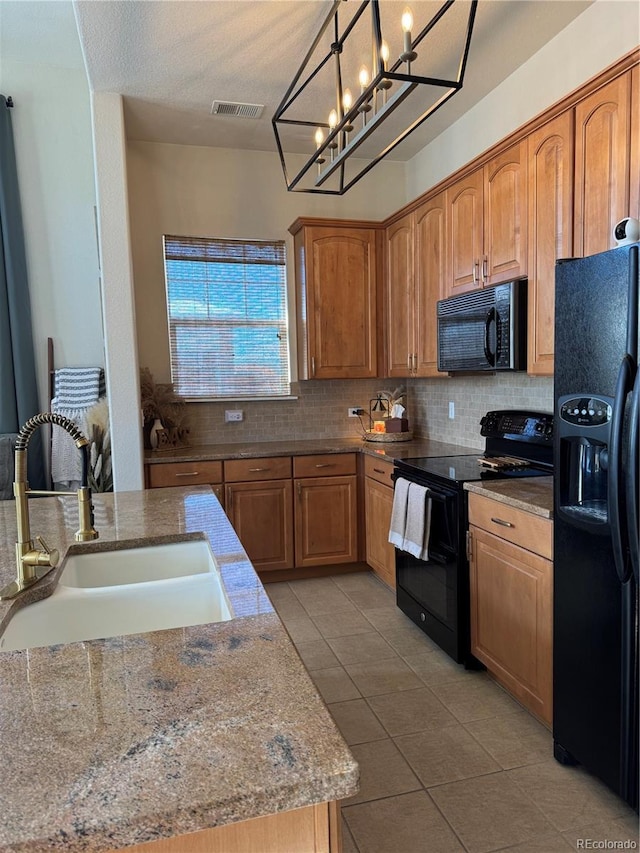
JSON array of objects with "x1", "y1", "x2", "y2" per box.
[{"x1": 393, "y1": 410, "x2": 553, "y2": 665}]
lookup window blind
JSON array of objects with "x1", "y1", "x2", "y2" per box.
[{"x1": 163, "y1": 235, "x2": 290, "y2": 399}]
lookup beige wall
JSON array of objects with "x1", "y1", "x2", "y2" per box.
[{"x1": 127, "y1": 142, "x2": 406, "y2": 384}]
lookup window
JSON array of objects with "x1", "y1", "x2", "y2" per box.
[{"x1": 163, "y1": 235, "x2": 290, "y2": 399}]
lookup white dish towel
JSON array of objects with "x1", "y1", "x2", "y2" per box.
[
  {"x1": 388, "y1": 477, "x2": 410, "y2": 549},
  {"x1": 402, "y1": 482, "x2": 432, "y2": 561}
]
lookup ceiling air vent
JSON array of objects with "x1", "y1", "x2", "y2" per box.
[{"x1": 211, "y1": 100, "x2": 264, "y2": 119}]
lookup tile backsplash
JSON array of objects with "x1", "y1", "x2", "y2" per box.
[{"x1": 184, "y1": 374, "x2": 553, "y2": 450}]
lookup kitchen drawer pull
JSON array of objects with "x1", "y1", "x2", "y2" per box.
[
  {"x1": 315, "y1": 463, "x2": 332, "y2": 468},
  {"x1": 491, "y1": 517, "x2": 514, "y2": 528},
  {"x1": 174, "y1": 471, "x2": 199, "y2": 478},
  {"x1": 248, "y1": 467, "x2": 268, "y2": 472},
  {"x1": 373, "y1": 467, "x2": 386, "y2": 474}
]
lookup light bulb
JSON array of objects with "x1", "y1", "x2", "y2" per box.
[
  {"x1": 380, "y1": 40, "x2": 390, "y2": 69},
  {"x1": 359, "y1": 66, "x2": 370, "y2": 90},
  {"x1": 402, "y1": 8, "x2": 414, "y2": 32},
  {"x1": 314, "y1": 127, "x2": 325, "y2": 148},
  {"x1": 328, "y1": 109, "x2": 338, "y2": 130},
  {"x1": 343, "y1": 88, "x2": 353, "y2": 112}
]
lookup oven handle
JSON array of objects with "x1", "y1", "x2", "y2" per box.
[{"x1": 390, "y1": 473, "x2": 454, "y2": 502}]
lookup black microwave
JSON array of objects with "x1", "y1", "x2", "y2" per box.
[{"x1": 436, "y1": 279, "x2": 528, "y2": 372}]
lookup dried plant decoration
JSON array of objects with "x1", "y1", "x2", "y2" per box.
[{"x1": 140, "y1": 368, "x2": 190, "y2": 447}]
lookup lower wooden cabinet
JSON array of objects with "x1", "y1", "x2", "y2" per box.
[
  {"x1": 225, "y1": 479, "x2": 294, "y2": 571},
  {"x1": 294, "y1": 474, "x2": 358, "y2": 568},
  {"x1": 363, "y1": 456, "x2": 396, "y2": 588},
  {"x1": 107, "y1": 800, "x2": 341, "y2": 853},
  {"x1": 468, "y1": 493, "x2": 553, "y2": 726}
]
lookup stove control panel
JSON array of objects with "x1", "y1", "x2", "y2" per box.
[{"x1": 480, "y1": 410, "x2": 554, "y2": 443}]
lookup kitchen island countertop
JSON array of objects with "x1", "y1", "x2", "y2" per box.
[
  {"x1": 0, "y1": 487, "x2": 358, "y2": 853},
  {"x1": 464, "y1": 477, "x2": 554, "y2": 519}
]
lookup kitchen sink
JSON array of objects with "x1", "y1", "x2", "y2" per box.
[{"x1": 0, "y1": 539, "x2": 233, "y2": 652}]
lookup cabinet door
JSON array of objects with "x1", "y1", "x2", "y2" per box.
[
  {"x1": 414, "y1": 192, "x2": 446, "y2": 377},
  {"x1": 527, "y1": 111, "x2": 574, "y2": 376},
  {"x1": 385, "y1": 215, "x2": 414, "y2": 377},
  {"x1": 225, "y1": 480, "x2": 294, "y2": 571},
  {"x1": 574, "y1": 73, "x2": 631, "y2": 257},
  {"x1": 306, "y1": 227, "x2": 378, "y2": 379},
  {"x1": 446, "y1": 168, "x2": 484, "y2": 295},
  {"x1": 484, "y1": 141, "x2": 528, "y2": 285},
  {"x1": 630, "y1": 66, "x2": 639, "y2": 222},
  {"x1": 364, "y1": 476, "x2": 396, "y2": 589},
  {"x1": 294, "y1": 475, "x2": 358, "y2": 567},
  {"x1": 470, "y1": 525, "x2": 552, "y2": 725}
]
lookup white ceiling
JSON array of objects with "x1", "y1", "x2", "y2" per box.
[{"x1": 1, "y1": 0, "x2": 596, "y2": 161}]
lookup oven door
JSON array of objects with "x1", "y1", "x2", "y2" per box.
[{"x1": 394, "y1": 479, "x2": 470, "y2": 663}]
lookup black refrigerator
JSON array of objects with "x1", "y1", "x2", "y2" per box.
[{"x1": 553, "y1": 242, "x2": 639, "y2": 811}]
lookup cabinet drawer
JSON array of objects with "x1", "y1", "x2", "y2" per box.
[
  {"x1": 224, "y1": 456, "x2": 292, "y2": 483},
  {"x1": 293, "y1": 453, "x2": 357, "y2": 478},
  {"x1": 147, "y1": 460, "x2": 222, "y2": 488},
  {"x1": 364, "y1": 455, "x2": 394, "y2": 487},
  {"x1": 468, "y1": 492, "x2": 552, "y2": 560}
]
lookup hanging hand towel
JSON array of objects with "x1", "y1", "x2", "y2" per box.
[
  {"x1": 402, "y1": 482, "x2": 432, "y2": 561},
  {"x1": 51, "y1": 367, "x2": 104, "y2": 486},
  {"x1": 388, "y1": 477, "x2": 410, "y2": 548},
  {"x1": 0, "y1": 434, "x2": 17, "y2": 500}
]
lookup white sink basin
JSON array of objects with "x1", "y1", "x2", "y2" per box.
[
  {"x1": 0, "y1": 539, "x2": 233, "y2": 652},
  {"x1": 59, "y1": 539, "x2": 219, "y2": 588}
]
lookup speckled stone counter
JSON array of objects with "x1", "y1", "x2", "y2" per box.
[
  {"x1": 0, "y1": 488, "x2": 358, "y2": 853},
  {"x1": 464, "y1": 477, "x2": 554, "y2": 519},
  {"x1": 144, "y1": 436, "x2": 477, "y2": 465}
]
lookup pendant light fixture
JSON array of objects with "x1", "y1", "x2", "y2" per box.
[{"x1": 272, "y1": 0, "x2": 478, "y2": 195}]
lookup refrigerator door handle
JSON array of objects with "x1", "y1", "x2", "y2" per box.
[
  {"x1": 609, "y1": 354, "x2": 634, "y2": 584},
  {"x1": 626, "y1": 365, "x2": 639, "y2": 583}
]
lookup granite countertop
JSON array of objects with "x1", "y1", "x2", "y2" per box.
[
  {"x1": 464, "y1": 477, "x2": 554, "y2": 519},
  {"x1": 144, "y1": 436, "x2": 478, "y2": 465},
  {"x1": 0, "y1": 488, "x2": 358, "y2": 853}
]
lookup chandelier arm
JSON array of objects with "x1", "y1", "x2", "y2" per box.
[
  {"x1": 456, "y1": 0, "x2": 479, "y2": 85},
  {"x1": 272, "y1": 0, "x2": 342, "y2": 116},
  {"x1": 276, "y1": 50, "x2": 336, "y2": 118}
]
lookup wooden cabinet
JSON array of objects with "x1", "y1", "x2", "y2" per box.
[
  {"x1": 446, "y1": 166, "x2": 485, "y2": 295},
  {"x1": 363, "y1": 456, "x2": 396, "y2": 588},
  {"x1": 445, "y1": 142, "x2": 527, "y2": 297},
  {"x1": 146, "y1": 460, "x2": 223, "y2": 504},
  {"x1": 630, "y1": 65, "x2": 639, "y2": 221},
  {"x1": 108, "y1": 800, "x2": 342, "y2": 853},
  {"x1": 574, "y1": 72, "x2": 632, "y2": 258},
  {"x1": 224, "y1": 457, "x2": 294, "y2": 572},
  {"x1": 468, "y1": 493, "x2": 553, "y2": 726},
  {"x1": 290, "y1": 219, "x2": 380, "y2": 380},
  {"x1": 385, "y1": 214, "x2": 414, "y2": 376},
  {"x1": 294, "y1": 454, "x2": 358, "y2": 568},
  {"x1": 526, "y1": 110, "x2": 575, "y2": 376},
  {"x1": 385, "y1": 195, "x2": 446, "y2": 378}
]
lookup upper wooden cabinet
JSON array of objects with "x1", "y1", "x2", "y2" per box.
[
  {"x1": 445, "y1": 142, "x2": 527, "y2": 297},
  {"x1": 290, "y1": 219, "x2": 380, "y2": 380},
  {"x1": 630, "y1": 66, "x2": 639, "y2": 222},
  {"x1": 527, "y1": 110, "x2": 575, "y2": 376},
  {"x1": 574, "y1": 72, "x2": 632, "y2": 258},
  {"x1": 384, "y1": 193, "x2": 446, "y2": 378}
]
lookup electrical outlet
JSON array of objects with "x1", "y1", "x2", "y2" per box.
[
  {"x1": 225, "y1": 410, "x2": 243, "y2": 423},
  {"x1": 448, "y1": 401, "x2": 455, "y2": 420},
  {"x1": 348, "y1": 407, "x2": 364, "y2": 418}
]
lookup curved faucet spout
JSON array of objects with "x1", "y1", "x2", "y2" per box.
[{"x1": 0, "y1": 413, "x2": 99, "y2": 600}]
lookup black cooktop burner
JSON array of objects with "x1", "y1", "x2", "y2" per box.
[{"x1": 395, "y1": 454, "x2": 552, "y2": 486}]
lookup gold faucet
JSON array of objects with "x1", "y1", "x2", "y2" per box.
[{"x1": 0, "y1": 413, "x2": 99, "y2": 600}]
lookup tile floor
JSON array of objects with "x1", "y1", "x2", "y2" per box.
[{"x1": 265, "y1": 572, "x2": 639, "y2": 853}]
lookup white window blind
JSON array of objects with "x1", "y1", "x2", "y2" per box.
[{"x1": 163, "y1": 235, "x2": 290, "y2": 399}]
